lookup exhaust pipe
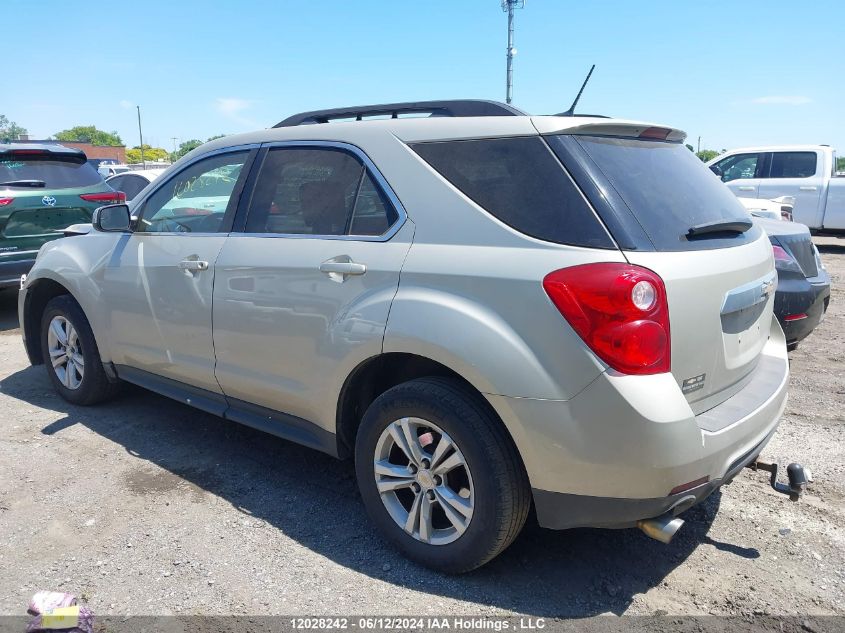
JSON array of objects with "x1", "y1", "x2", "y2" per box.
[{"x1": 637, "y1": 514, "x2": 684, "y2": 544}]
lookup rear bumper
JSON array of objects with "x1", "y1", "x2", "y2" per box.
[
  {"x1": 486, "y1": 316, "x2": 789, "y2": 529},
  {"x1": 774, "y1": 272, "x2": 831, "y2": 345},
  {"x1": 0, "y1": 257, "x2": 34, "y2": 289}
]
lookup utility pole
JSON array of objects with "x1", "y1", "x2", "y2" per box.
[
  {"x1": 501, "y1": 1, "x2": 525, "y2": 105},
  {"x1": 697, "y1": 136, "x2": 701, "y2": 154},
  {"x1": 136, "y1": 105, "x2": 145, "y2": 168}
]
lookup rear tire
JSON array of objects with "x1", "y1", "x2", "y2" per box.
[
  {"x1": 354, "y1": 377, "x2": 530, "y2": 573},
  {"x1": 40, "y1": 295, "x2": 118, "y2": 405}
]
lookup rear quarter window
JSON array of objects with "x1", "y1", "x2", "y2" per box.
[
  {"x1": 0, "y1": 157, "x2": 103, "y2": 189},
  {"x1": 410, "y1": 137, "x2": 614, "y2": 249}
]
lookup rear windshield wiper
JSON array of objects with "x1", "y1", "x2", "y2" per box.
[
  {"x1": 0, "y1": 179, "x2": 46, "y2": 188},
  {"x1": 686, "y1": 218, "x2": 752, "y2": 238}
]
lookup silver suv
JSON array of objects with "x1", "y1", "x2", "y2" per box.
[{"x1": 19, "y1": 100, "x2": 790, "y2": 572}]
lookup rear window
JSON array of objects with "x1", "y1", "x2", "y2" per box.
[
  {"x1": 550, "y1": 135, "x2": 762, "y2": 251},
  {"x1": 410, "y1": 137, "x2": 614, "y2": 249},
  {"x1": 0, "y1": 156, "x2": 103, "y2": 189}
]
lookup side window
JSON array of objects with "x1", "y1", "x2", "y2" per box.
[
  {"x1": 137, "y1": 152, "x2": 247, "y2": 233},
  {"x1": 712, "y1": 153, "x2": 759, "y2": 182},
  {"x1": 768, "y1": 152, "x2": 817, "y2": 179},
  {"x1": 106, "y1": 175, "x2": 126, "y2": 193},
  {"x1": 411, "y1": 137, "x2": 614, "y2": 248},
  {"x1": 349, "y1": 172, "x2": 398, "y2": 236},
  {"x1": 122, "y1": 175, "x2": 149, "y2": 200},
  {"x1": 244, "y1": 147, "x2": 398, "y2": 237}
]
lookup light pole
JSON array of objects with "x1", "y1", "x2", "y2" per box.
[
  {"x1": 501, "y1": 0, "x2": 525, "y2": 105},
  {"x1": 136, "y1": 105, "x2": 145, "y2": 168}
]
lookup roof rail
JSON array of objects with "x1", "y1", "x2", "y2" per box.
[{"x1": 274, "y1": 99, "x2": 527, "y2": 128}]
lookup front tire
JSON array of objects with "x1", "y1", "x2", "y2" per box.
[
  {"x1": 355, "y1": 377, "x2": 530, "y2": 573},
  {"x1": 40, "y1": 295, "x2": 117, "y2": 405}
]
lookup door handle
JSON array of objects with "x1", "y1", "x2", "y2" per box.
[
  {"x1": 737, "y1": 186, "x2": 756, "y2": 191},
  {"x1": 799, "y1": 186, "x2": 818, "y2": 191},
  {"x1": 319, "y1": 261, "x2": 367, "y2": 275},
  {"x1": 179, "y1": 259, "x2": 209, "y2": 272}
]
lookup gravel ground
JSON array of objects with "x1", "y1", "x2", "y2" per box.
[{"x1": 0, "y1": 237, "x2": 843, "y2": 618}]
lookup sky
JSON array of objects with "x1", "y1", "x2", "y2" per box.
[{"x1": 3, "y1": 0, "x2": 843, "y2": 153}]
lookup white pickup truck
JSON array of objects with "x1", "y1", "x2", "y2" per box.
[{"x1": 707, "y1": 145, "x2": 845, "y2": 231}]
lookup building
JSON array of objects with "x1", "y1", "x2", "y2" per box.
[{"x1": 11, "y1": 136, "x2": 126, "y2": 163}]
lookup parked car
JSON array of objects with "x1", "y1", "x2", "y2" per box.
[
  {"x1": 707, "y1": 145, "x2": 844, "y2": 232},
  {"x1": 97, "y1": 164, "x2": 130, "y2": 178},
  {"x1": 755, "y1": 217, "x2": 830, "y2": 350},
  {"x1": 105, "y1": 169, "x2": 165, "y2": 202},
  {"x1": 0, "y1": 143, "x2": 124, "y2": 289},
  {"x1": 19, "y1": 100, "x2": 799, "y2": 572},
  {"x1": 738, "y1": 196, "x2": 794, "y2": 221}
]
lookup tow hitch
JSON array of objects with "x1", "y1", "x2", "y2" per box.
[{"x1": 747, "y1": 459, "x2": 810, "y2": 501}]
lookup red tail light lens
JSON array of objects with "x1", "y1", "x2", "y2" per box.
[
  {"x1": 0, "y1": 198, "x2": 12, "y2": 207},
  {"x1": 638, "y1": 127, "x2": 671, "y2": 140},
  {"x1": 543, "y1": 263, "x2": 671, "y2": 375},
  {"x1": 80, "y1": 191, "x2": 126, "y2": 204},
  {"x1": 771, "y1": 244, "x2": 793, "y2": 263}
]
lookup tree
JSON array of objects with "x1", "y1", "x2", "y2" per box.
[
  {"x1": 126, "y1": 144, "x2": 170, "y2": 164},
  {"x1": 695, "y1": 149, "x2": 720, "y2": 163},
  {"x1": 0, "y1": 114, "x2": 27, "y2": 142},
  {"x1": 54, "y1": 125, "x2": 123, "y2": 146},
  {"x1": 837, "y1": 157, "x2": 845, "y2": 173},
  {"x1": 170, "y1": 135, "x2": 228, "y2": 162}
]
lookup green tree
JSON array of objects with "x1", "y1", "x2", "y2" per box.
[
  {"x1": 126, "y1": 144, "x2": 169, "y2": 164},
  {"x1": 170, "y1": 135, "x2": 228, "y2": 162},
  {"x1": 0, "y1": 114, "x2": 27, "y2": 142},
  {"x1": 837, "y1": 157, "x2": 845, "y2": 172},
  {"x1": 695, "y1": 149, "x2": 720, "y2": 162},
  {"x1": 54, "y1": 125, "x2": 123, "y2": 146}
]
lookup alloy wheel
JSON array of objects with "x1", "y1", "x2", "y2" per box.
[
  {"x1": 47, "y1": 315, "x2": 84, "y2": 390},
  {"x1": 373, "y1": 417, "x2": 474, "y2": 545}
]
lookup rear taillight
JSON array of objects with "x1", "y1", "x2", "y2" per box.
[
  {"x1": 771, "y1": 244, "x2": 792, "y2": 263},
  {"x1": 771, "y1": 242, "x2": 802, "y2": 273},
  {"x1": 542, "y1": 263, "x2": 671, "y2": 375},
  {"x1": 0, "y1": 198, "x2": 12, "y2": 207},
  {"x1": 80, "y1": 191, "x2": 126, "y2": 204}
]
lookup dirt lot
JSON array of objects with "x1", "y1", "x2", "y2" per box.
[{"x1": 0, "y1": 238, "x2": 843, "y2": 619}]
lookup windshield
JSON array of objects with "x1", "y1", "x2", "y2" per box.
[{"x1": 0, "y1": 156, "x2": 103, "y2": 189}]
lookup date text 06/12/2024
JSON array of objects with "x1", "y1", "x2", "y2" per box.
[{"x1": 289, "y1": 617, "x2": 547, "y2": 630}]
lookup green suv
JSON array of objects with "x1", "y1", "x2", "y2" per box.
[{"x1": 0, "y1": 143, "x2": 125, "y2": 288}]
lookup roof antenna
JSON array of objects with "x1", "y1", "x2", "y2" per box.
[{"x1": 558, "y1": 65, "x2": 595, "y2": 116}]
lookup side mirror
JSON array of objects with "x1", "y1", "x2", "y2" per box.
[
  {"x1": 709, "y1": 165, "x2": 723, "y2": 178},
  {"x1": 92, "y1": 204, "x2": 131, "y2": 232}
]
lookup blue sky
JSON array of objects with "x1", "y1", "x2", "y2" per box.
[{"x1": 5, "y1": 0, "x2": 843, "y2": 153}]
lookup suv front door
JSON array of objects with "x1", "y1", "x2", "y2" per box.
[
  {"x1": 102, "y1": 148, "x2": 255, "y2": 401},
  {"x1": 211, "y1": 143, "x2": 413, "y2": 434}
]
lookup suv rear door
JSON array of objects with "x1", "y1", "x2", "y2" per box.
[
  {"x1": 211, "y1": 142, "x2": 413, "y2": 433},
  {"x1": 546, "y1": 128, "x2": 776, "y2": 412},
  {"x1": 0, "y1": 151, "x2": 108, "y2": 266}
]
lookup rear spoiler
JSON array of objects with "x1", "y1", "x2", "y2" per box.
[
  {"x1": 0, "y1": 144, "x2": 87, "y2": 163},
  {"x1": 532, "y1": 117, "x2": 687, "y2": 143}
]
